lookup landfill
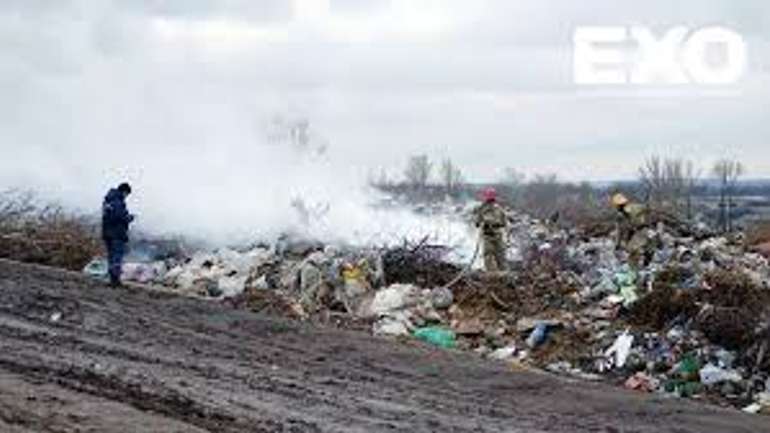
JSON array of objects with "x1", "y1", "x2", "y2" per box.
[{"x1": 83, "y1": 205, "x2": 770, "y2": 414}]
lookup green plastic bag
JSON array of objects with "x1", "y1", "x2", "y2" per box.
[
  {"x1": 619, "y1": 285, "x2": 639, "y2": 307},
  {"x1": 677, "y1": 354, "x2": 700, "y2": 381},
  {"x1": 614, "y1": 269, "x2": 639, "y2": 307},
  {"x1": 413, "y1": 327, "x2": 456, "y2": 349},
  {"x1": 614, "y1": 270, "x2": 636, "y2": 288},
  {"x1": 665, "y1": 380, "x2": 703, "y2": 398}
]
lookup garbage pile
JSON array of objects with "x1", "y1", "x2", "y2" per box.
[{"x1": 82, "y1": 209, "x2": 770, "y2": 413}]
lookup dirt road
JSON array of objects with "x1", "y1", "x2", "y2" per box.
[{"x1": 0, "y1": 259, "x2": 767, "y2": 432}]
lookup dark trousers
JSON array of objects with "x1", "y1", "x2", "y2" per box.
[{"x1": 104, "y1": 238, "x2": 126, "y2": 284}]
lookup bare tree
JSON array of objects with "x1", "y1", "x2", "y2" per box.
[
  {"x1": 403, "y1": 154, "x2": 433, "y2": 190},
  {"x1": 266, "y1": 115, "x2": 327, "y2": 156},
  {"x1": 439, "y1": 158, "x2": 464, "y2": 195},
  {"x1": 639, "y1": 156, "x2": 685, "y2": 210},
  {"x1": 376, "y1": 167, "x2": 392, "y2": 189},
  {"x1": 500, "y1": 167, "x2": 526, "y2": 204},
  {"x1": 639, "y1": 156, "x2": 666, "y2": 206},
  {"x1": 496, "y1": 174, "x2": 604, "y2": 225},
  {"x1": 638, "y1": 156, "x2": 701, "y2": 218},
  {"x1": 368, "y1": 167, "x2": 393, "y2": 190},
  {"x1": 713, "y1": 159, "x2": 745, "y2": 232},
  {"x1": 288, "y1": 118, "x2": 310, "y2": 149},
  {"x1": 502, "y1": 167, "x2": 525, "y2": 187},
  {"x1": 519, "y1": 174, "x2": 561, "y2": 218},
  {"x1": 683, "y1": 160, "x2": 701, "y2": 220}
]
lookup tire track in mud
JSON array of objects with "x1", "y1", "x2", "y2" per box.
[
  {"x1": 0, "y1": 358, "x2": 243, "y2": 431},
  {"x1": 1, "y1": 265, "x2": 543, "y2": 432},
  {"x1": 0, "y1": 319, "x2": 333, "y2": 432},
  {"x1": 0, "y1": 259, "x2": 767, "y2": 432}
]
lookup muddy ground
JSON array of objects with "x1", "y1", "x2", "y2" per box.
[{"x1": 0, "y1": 259, "x2": 767, "y2": 433}]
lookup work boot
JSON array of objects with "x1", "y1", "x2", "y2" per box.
[{"x1": 109, "y1": 278, "x2": 122, "y2": 288}]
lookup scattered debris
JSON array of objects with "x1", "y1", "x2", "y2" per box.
[
  {"x1": 603, "y1": 332, "x2": 634, "y2": 370},
  {"x1": 699, "y1": 364, "x2": 742, "y2": 386},
  {"x1": 488, "y1": 345, "x2": 518, "y2": 361},
  {"x1": 526, "y1": 323, "x2": 550, "y2": 348},
  {"x1": 413, "y1": 327, "x2": 457, "y2": 349},
  {"x1": 625, "y1": 372, "x2": 659, "y2": 392},
  {"x1": 83, "y1": 258, "x2": 108, "y2": 279},
  {"x1": 76, "y1": 206, "x2": 770, "y2": 413}
]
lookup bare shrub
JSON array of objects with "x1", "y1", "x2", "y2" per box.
[
  {"x1": 403, "y1": 154, "x2": 433, "y2": 191},
  {"x1": 0, "y1": 190, "x2": 101, "y2": 270},
  {"x1": 747, "y1": 220, "x2": 770, "y2": 246},
  {"x1": 638, "y1": 156, "x2": 700, "y2": 219},
  {"x1": 511, "y1": 174, "x2": 608, "y2": 227},
  {"x1": 697, "y1": 269, "x2": 767, "y2": 350},
  {"x1": 629, "y1": 266, "x2": 699, "y2": 329},
  {"x1": 713, "y1": 159, "x2": 745, "y2": 233},
  {"x1": 439, "y1": 158, "x2": 464, "y2": 196}
]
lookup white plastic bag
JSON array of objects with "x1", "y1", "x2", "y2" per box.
[{"x1": 604, "y1": 331, "x2": 634, "y2": 368}]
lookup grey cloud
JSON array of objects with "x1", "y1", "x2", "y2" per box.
[{"x1": 0, "y1": 0, "x2": 768, "y2": 240}]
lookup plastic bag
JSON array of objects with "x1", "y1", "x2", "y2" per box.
[
  {"x1": 604, "y1": 331, "x2": 634, "y2": 368},
  {"x1": 526, "y1": 323, "x2": 549, "y2": 348},
  {"x1": 677, "y1": 354, "x2": 700, "y2": 381},
  {"x1": 619, "y1": 285, "x2": 639, "y2": 307},
  {"x1": 413, "y1": 327, "x2": 456, "y2": 349},
  {"x1": 699, "y1": 364, "x2": 742, "y2": 385},
  {"x1": 83, "y1": 258, "x2": 108, "y2": 279}
]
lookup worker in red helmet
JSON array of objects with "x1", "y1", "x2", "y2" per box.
[
  {"x1": 481, "y1": 187, "x2": 497, "y2": 203},
  {"x1": 473, "y1": 187, "x2": 508, "y2": 272}
]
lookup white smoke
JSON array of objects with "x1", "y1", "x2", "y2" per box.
[
  {"x1": 6, "y1": 104, "x2": 478, "y2": 258},
  {"x1": 0, "y1": 4, "x2": 471, "y2": 253}
]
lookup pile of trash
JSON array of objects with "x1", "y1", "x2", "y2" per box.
[{"x1": 82, "y1": 209, "x2": 770, "y2": 414}]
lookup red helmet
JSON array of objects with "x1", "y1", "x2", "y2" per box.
[{"x1": 481, "y1": 187, "x2": 497, "y2": 203}]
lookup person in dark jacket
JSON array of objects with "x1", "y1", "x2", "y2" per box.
[{"x1": 102, "y1": 182, "x2": 134, "y2": 287}]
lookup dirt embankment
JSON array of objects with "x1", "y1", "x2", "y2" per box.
[{"x1": 0, "y1": 259, "x2": 767, "y2": 433}]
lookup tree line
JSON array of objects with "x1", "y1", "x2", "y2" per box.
[{"x1": 371, "y1": 153, "x2": 749, "y2": 233}]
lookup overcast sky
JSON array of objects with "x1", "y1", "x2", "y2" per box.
[{"x1": 0, "y1": 0, "x2": 768, "y2": 238}]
